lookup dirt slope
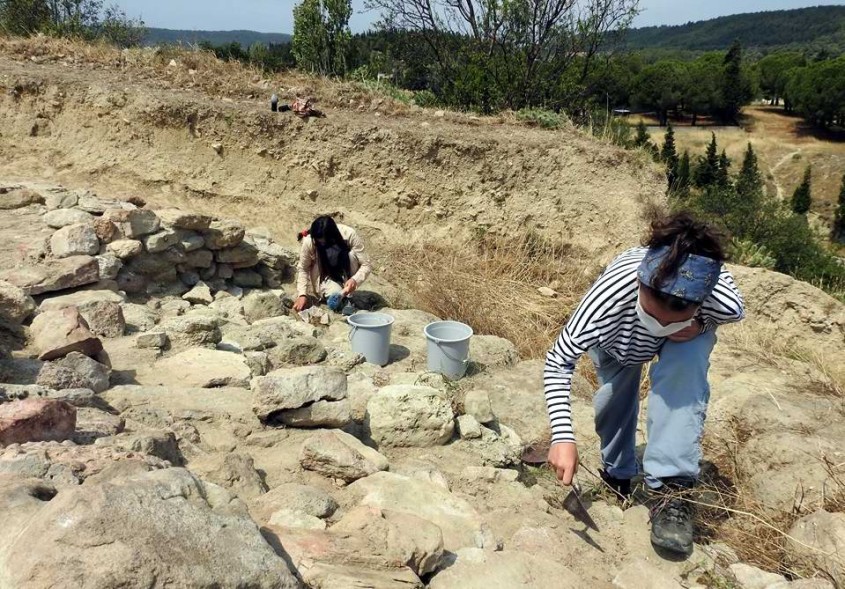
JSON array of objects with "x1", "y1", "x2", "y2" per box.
[{"x1": 0, "y1": 43, "x2": 662, "y2": 258}]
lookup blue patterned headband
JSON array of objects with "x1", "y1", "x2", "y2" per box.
[{"x1": 637, "y1": 246, "x2": 721, "y2": 303}]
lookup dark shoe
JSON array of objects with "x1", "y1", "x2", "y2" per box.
[
  {"x1": 649, "y1": 484, "x2": 695, "y2": 556},
  {"x1": 600, "y1": 469, "x2": 632, "y2": 500}
]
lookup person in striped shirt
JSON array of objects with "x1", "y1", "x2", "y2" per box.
[{"x1": 544, "y1": 212, "x2": 745, "y2": 556}]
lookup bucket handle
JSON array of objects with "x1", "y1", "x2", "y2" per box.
[
  {"x1": 435, "y1": 340, "x2": 470, "y2": 367},
  {"x1": 347, "y1": 325, "x2": 357, "y2": 342}
]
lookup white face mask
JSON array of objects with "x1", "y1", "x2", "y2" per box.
[{"x1": 636, "y1": 295, "x2": 695, "y2": 338}]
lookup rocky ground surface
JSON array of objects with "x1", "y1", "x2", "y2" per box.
[{"x1": 0, "y1": 182, "x2": 842, "y2": 589}]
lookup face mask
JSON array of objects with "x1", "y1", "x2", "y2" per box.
[{"x1": 636, "y1": 296, "x2": 695, "y2": 338}]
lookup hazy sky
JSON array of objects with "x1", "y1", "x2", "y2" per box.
[{"x1": 112, "y1": 0, "x2": 845, "y2": 33}]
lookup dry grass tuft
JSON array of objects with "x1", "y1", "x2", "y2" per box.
[{"x1": 382, "y1": 232, "x2": 597, "y2": 358}]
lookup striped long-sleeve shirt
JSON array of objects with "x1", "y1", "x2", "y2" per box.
[{"x1": 544, "y1": 247, "x2": 745, "y2": 444}]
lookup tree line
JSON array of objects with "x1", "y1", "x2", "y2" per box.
[{"x1": 0, "y1": 0, "x2": 145, "y2": 47}]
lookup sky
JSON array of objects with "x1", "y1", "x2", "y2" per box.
[{"x1": 112, "y1": 0, "x2": 845, "y2": 33}]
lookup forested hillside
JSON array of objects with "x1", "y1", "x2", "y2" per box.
[{"x1": 625, "y1": 5, "x2": 845, "y2": 53}]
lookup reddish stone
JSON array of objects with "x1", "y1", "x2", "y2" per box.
[{"x1": 0, "y1": 398, "x2": 76, "y2": 446}]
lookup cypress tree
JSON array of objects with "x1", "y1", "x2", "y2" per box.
[
  {"x1": 832, "y1": 173, "x2": 845, "y2": 242},
  {"x1": 676, "y1": 150, "x2": 691, "y2": 197},
  {"x1": 736, "y1": 142, "x2": 762, "y2": 199},
  {"x1": 717, "y1": 150, "x2": 732, "y2": 187},
  {"x1": 661, "y1": 123, "x2": 680, "y2": 191},
  {"x1": 791, "y1": 165, "x2": 812, "y2": 215},
  {"x1": 695, "y1": 133, "x2": 719, "y2": 188},
  {"x1": 634, "y1": 120, "x2": 651, "y2": 148}
]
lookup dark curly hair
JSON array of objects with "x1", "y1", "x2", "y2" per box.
[{"x1": 642, "y1": 212, "x2": 726, "y2": 311}]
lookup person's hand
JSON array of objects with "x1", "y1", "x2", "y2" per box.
[
  {"x1": 293, "y1": 296, "x2": 309, "y2": 312},
  {"x1": 342, "y1": 279, "x2": 358, "y2": 296},
  {"x1": 548, "y1": 442, "x2": 579, "y2": 486},
  {"x1": 667, "y1": 318, "x2": 704, "y2": 343}
]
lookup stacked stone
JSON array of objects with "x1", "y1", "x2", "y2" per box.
[{"x1": 26, "y1": 196, "x2": 294, "y2": 297}]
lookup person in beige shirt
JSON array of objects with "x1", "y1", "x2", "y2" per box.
[{"x1": 293, "y1": 216, "x2": 372, "y2": 311}]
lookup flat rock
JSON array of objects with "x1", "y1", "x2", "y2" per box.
[
  {"x1": 786, "y1": 510, "x2": 845, "y2": 587},
  {"x1": 136, "y1": 331, "x2": 167, "y2": 349},
  {"x1": 0, "y1": 468, "x2": 299, "y2": 588},
  {"x1": 39, "y1": 289, "x2": 125, "y2": 313},
  {"x1": 348, "y1": 471, "x2": 486, "y2": 552},
  {"x1": 153, "y1": 348, "x2": 251, "y2": 388},
  {"x1": 30, "y1": 307, "x2": 103, "y2": 361},
  {"x1": 729, "y1": 563, "x2": 786, "y2": 589},
  {"x1": 142, "y1": 228, "x2": 180, "y2": 253},
  {"x1": 160, "y1": 315, "x2": 222, "y2": 348},
  {"x1": 1, "y1": 255, "x2": 99, "y2": 295},
  {"x1": 43, "y1": 208, "x2": 93, "y2": 228},
  {"x1": 278, "y1": 399, "x2": 352, "y2": 428},
  {"x1": 107, "y1": 239, "x2": 144, "y2": 259},
  {"x1": 0, "y1": 398, "x2": 76, "y2": 445},
  {"x1": 50, "y1": 223, "x2": 99, "y2": 258},
  {"x1": 250, "y1": 483, "x2": 338, "y2": 523},
  {"x1": 252, "y1": 366, "x2": 347, "y2": 421},
  {"x1": 157, "y1": 208, "x2": 212, "y2": 231},
  {"x1": 429, "y1": 548, "x2": 580, "y2": 589},
  {"x1": 72, "y1": 407, "x2": 125, "y2": 444},
  {"x1": 191, "y1": 452, "x2": 268, "y2": 500},
  {"x1": 121, "y1": 302, "x2": 159, "y2": 333},
  {"x1": 612, "y1": 558, "x2": 684, "y2": 589},
  {"x1": 266, "y1": 336, "x2": 328, "y2": 368},
  {"x1": 300, "y1": 429, "x2": 389, "y2": 482},
  {"x1": 365, "y1": 385, "x2": 455, "y2": 448},
  {"x1": 182, "y1": 281, "x2": 213, "y2": 304},
  {"x1": 216, "y1": 242, "x2": 260, "y2": 267}
]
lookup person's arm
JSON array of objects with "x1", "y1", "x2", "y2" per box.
[
  {"x1": 347, "y1": 230, "x2": 372, "y2": 288},
  {"x1": 544, "y1": 326, "x2": 592, "y2": 445},
  {"x1": 296, "y1": 238, "x2": 315, "y2": 299},
  {"x1": 698, "y1": 266, "x2": 745, "y2": 331}
]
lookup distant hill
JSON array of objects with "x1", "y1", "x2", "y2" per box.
[
  {"x1": 625, "y1": 6, "x2": 845, "y2": 53},
  {"x1": 144, "y1": 28, "x2": 291, "y2": 48}
]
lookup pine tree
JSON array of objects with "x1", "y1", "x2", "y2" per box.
[
  {"x1": 717, "y1": 150, "x2": 731, "y2": 187},
  {"x1": 832, "y1": 173, "x2": 845, "y2": 242},
  {"x1": 694, "y1": 133, "x2": 719, "y2": 188},
  {"x1": 676, "y1": 150, "x2": 691, "y2": 197},
  {"x1": 791, "y1": 165, "x2": 813, "y2": 215},
  {"x1": 661, "y1": 123, "x2": 679, "y2": 191},
  {"x1": 634, "y1": 120, "x2": 651, "y2": 148},
  {"x1": 736, "y1": 142, "x2": 762, "y2": 199}
]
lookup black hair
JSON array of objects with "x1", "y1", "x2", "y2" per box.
[
  {"x1": 309, "y1": 216, "x2": 351, "y2": 284},
  {"x1": 642, "y1": 212, "x2": 726, "y2": 312}
]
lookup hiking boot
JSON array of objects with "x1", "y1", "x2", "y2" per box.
[
  {"x1": 600, "y1": 469, "x2": 632, "y2": 501},
  {"x1": 648, "y1": 482, "x2": 695, "y2": 556}
]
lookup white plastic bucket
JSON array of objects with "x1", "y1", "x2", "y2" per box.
[
  {"x1": 347, "y1": 312, "x2": 395, "y2": 367},
  {"x1": 424, "y1": 320, "x2": 473, "y2": 380}
]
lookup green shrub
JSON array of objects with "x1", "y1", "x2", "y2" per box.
[
  {"x1": 516, "y1": 108, "x2": 567, "y2": 129},
  {"x1": 413, "y1": 89, "x2": 438, "y2": 108}
]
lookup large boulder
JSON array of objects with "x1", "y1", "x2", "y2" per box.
[
  {"x1": 105, "y1": 208, "x2": 161, "y2": 238},
  {"x1": 300, "y1": 429, "x2": 389, "y2": 482},
  {"x1": 0, "y1": 468, "x2": 300, "y2": 588},
  {"x1": 49, "y1": 223, "x2": 100, "y2": 258},
  {"x1": 365, "y1": 386, "x2": 455, "y2": 448},
  {"x1": 243, "y1": 291, "x2": 285, "y2": 323},
  {"x1": 160, "y1": 315, "x2": 222, "y2": 348},
  {"x1": 78, "y1": 300, "x2": 126, "y2": 338},
  {"x1": 0, "y1": 187, "x2": 44, "y2": 209},
  {"x1": 30, "y1": 307, "x2": 103, "y2": 361},
  {"x1": 43, "y1": 208, "x2": 93, "y2": 229},
  {"x1": 428, "y1": 548, "x2": 580, "y2": 589},
  {"x1": 203, "y1": 219, "x2": 246, "y2": 250},
  {"x1": 38, "y1": 289, "x2": 125, "y2": 313},
  {"x1": 1, "y1": 255, "x2": 99, "y2": 295},
  {"x1": 0, "y1": 280, "x2": 36, "y2": 324},
  {"x1": 154, "y1": 348, "x2": 252, "y2": 388},
  {"x1": 786, "y1": 510, "x2": 845, "y2": 587},
  {"x1": 252, "y1": 366, "x2": 347, "y2": 422},
  {"x1": 0, "y1": 398, "x2": 76, "y2": 445}
]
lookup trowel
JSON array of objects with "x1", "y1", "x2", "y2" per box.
[{"x1": 563, "y1": 480, "x2": 599, "y2": 532}]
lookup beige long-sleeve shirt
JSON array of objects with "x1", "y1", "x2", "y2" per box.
[{"x1": 296, "y1": 223, "x2": 372, "y2": 298}]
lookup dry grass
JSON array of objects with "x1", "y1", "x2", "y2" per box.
[
  {"x1": 381, "y1": 232, "x2": 597, "y2": 358},
  {"x1": 723, "y1": 323, "x2": 844, "y2": 398}
]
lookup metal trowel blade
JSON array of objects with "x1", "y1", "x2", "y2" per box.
[{"x1": 563, "y1": 484, "x2": 599, "y2": 532}]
